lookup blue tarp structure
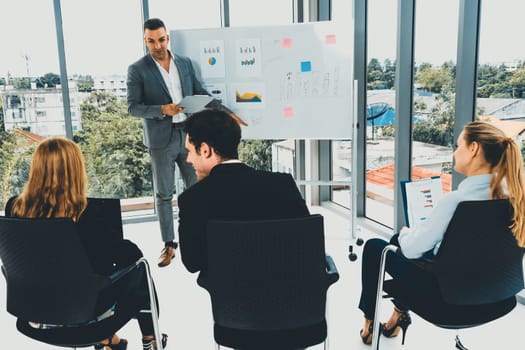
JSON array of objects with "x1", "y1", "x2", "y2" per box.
[
  {"x1": 366, "y1": 107, "x2": 423, "y2": 126},
  {"x1": 366, "y1": 103, "x2": 423, "y2": 139}
]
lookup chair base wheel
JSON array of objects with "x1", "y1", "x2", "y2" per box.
[
  {"x1": 348, "y1": 245, "x2": 358, "y2": 262},
  {"x1": 356, "y1": 238, "x2": 364, "y2": 246}
]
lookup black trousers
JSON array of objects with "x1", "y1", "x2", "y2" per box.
[
  {"x1": 99, "y1": 264, "x2": 159, "y2": 336},
  {"x1": 358, "y1": 236, "x2": 438, "y2": 320}
]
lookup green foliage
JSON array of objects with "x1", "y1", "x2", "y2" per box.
[
  {"x1": 35, "y1": 72, "x2": 60, "y2": 88},
  {"x1": 415, "y1": 63, "x2": 454, "y2": 93},
  {"x1": 367, "y1": 58, "x2": 396, "y2": 90},
  {"x1": 74, "y1": 74, "x2": 94, "y2": 92},
  {"x1": 509, "y1": 66, "x2": 525, "y2": 98},
  {"x1": 381, "y1": 125, "x2": 395, "y2": 137},
  {"x1": 0, "y1": 133, "x2": 35, "y2": 208},
  {"x1": 0, "y1": 98, "x2": 4, "y2": 132},
  {"x1": 477, "y1": 64, "x2": 513, "y2": 98},
  {"x1": 76, "y1": 91, "x2": 152, "y2": 198},
  {"x1": 413, "y1": 90, "x2": 455, "y2": 147},
  {"x1": 12, "y1": 77, "x2": 31, "y2": 89},
  {"x1": 238, "y1": 140, "x2": 276, "y2": 171}
]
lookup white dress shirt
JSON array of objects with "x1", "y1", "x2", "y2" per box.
[
  {"x1": 398, "y1": 174, "x2": 492, "y2": 259},
  {"x1": 153, "y1": 50, "x2": 186, "y2": 123}
]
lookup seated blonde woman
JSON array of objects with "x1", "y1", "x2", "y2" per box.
[{"x1": 357, "y1": 121, "x2": 525, "y2": 345}]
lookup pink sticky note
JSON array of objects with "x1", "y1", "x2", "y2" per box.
[
  {"x1": 283, "y1": 107, "x2": 294, "y2": 118},
  {"x1": 282, "y1": 38, "x2": 293, "y2": 49},
  {"x1": 325, "y1": 34, "x2": 336, "y2": 44}
]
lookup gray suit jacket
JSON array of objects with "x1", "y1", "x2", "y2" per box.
[{"x1": 127, "y1": 53, "x2": 209, "y2": 149}]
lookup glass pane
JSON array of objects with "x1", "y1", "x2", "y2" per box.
[
  {"x1": 331, "y1": 140, "x2": 351, "y2": 208},
  {"x1": 0, "y1": 1, "x2": 60, "y2": 207},
  {"x1": 331, "y1": 0, "x2": 352, "y2": 22},
  {"x1": 229, "y1": 0, "x2": 293, "y2": 27},
  {"x1": 149, "y1": 0, "x2": 221, "y2": 30},
  {"x1": 60, "y1": 0, "x2": 151, "y2": 200},
  {"x1": 363, "y1": 0, "x2": 397, "y2": 226},
  {"x1": 411, "y1": 0, "x2": 457, "y2": 194},
  {"x1": 329, "y1": 0, "x2": 354, "y2": 209},
  {"x1": 477, "y1": 1, "x2": 525, "y2": 164}
]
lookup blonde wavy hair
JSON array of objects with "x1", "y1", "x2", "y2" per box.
[
  {"x1": 463, "y1": 121, "x2": 525, "y2": 247},
  {"x1": 11, "y1": 137, "x2": 88, "y2": 222}
]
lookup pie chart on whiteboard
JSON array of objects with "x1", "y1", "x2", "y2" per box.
[{"x1": 208, "y1": 57, "x2": 217, "y2": 65}]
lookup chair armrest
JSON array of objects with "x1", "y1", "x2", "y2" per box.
[
  {"x1": 108, "y1": 259, "x2": 142, "y2": 283},
  {"x1": 325, "y1": 255, "x2": 340, "y2": 285}
]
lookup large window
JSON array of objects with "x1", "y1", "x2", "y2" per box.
[
  {"x1": 477, "y1": 1, "x2": 525, "y2": 164},
  {"x1": 410, "y1": 0, "x2": 458, "y2": 194},
  {"x1": 60, "y1": 0, "x2": 149, "y2": 199},
  {"x1": 229, "y1": 0, "x2": 293, "y2": 27},
  {"x1": 0, "y1": 0, "x2": 60, "y2": 207},
  {"x1": 149, "y1": 0, "x2": 221, "y2": 30},
  {"x1": 362, "y1": 0, "x2": 397, "y2": 227}
]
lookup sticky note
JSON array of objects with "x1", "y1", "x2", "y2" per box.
[
  {"x1": 325, "y1": 34, "x2": 337, "y2": 44},
  {"x1": 283, "y1": 107, "x2": 294, "y2": 118},
  {"x1": 301, "y1": 61, "x2": 312, "y2": 72},
  {"x1": 282, "y1": 38, "x2": 293, "y2": 48}
]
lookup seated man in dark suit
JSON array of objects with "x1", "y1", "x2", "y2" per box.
[{"x1": 177, "y1": 108, "x2": 310, "y2": 281}]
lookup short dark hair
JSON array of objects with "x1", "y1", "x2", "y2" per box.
[
  {"x1": 184, "y1": 108, "x2": 241, "y2": 160},
  {"x1": 144, "y1": 18, "x2": 166, "y2": 31}
]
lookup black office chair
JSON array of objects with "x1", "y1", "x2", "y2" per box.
[
  {"x1": 370, "y1": 200, "x2": 525, "y2": 350},
  {"x1": 203, "y1": 214, "x2": 339, "y2": 350},
  {"x1": 0, "y1": 216, "x2": 164, "y2": 349}
]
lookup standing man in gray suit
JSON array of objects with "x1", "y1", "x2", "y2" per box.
[{"x1": 127, "y1": 18, "x2": 209, "y2": 267}]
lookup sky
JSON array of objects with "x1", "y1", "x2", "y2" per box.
[
  {"x1": 367, "y1": 0, "x2": 525, "y2": 66},
  {"x1": 2, "y1": 0, "x2": 525, "y2": 78}
]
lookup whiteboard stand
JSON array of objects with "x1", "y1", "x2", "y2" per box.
[{"x1": 348, "y1": 80, "x2": 363, "y2": 262}]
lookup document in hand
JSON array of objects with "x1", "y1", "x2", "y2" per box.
[
  {"x1": 178, "y1": 95, "x2": 215, "y2": 114},
  {"x1": 401, "y1": 176, "x2": 443, "y2": 229}
]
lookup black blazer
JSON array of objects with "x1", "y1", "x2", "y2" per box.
[
  {"x1": 177, "y1": 163, "x2": 310, "y2": 277},
  {"x1": 5, "y1": 196, "x2": 142, "y2": 276}
]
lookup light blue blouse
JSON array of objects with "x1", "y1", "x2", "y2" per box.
[{"x1": 398, "y1": 174, "x2": 491, "y2": 259}]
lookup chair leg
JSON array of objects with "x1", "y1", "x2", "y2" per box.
[
  {"x1": 138, "y1": 258, "x2": 165, "y2": 350},
  {"x1": 371, "y1": 245, "x2": 399, "y2": 350},
  {"x1": 324, "y1": 290, "x2": 330, "y2": 350},
  {"x1": 455, "y1": 335, "x2": 469, "y2": 350},
  {"x1": 215, "y1": 342, "x2": 220, "y2": 350}
]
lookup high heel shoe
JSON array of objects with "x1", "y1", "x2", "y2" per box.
[
  {"x1": 381, "y1": 309, "x2": 412, "y2": 345},
  {"x1": 94, "y1": 338, "x2": 128, "y2": 350},
  {"x1": 142, "y1": 333, "x2": 168, "y2": 350},
  {"x1": 360, "y1": 322, "x2": 384, "y2": 345}
]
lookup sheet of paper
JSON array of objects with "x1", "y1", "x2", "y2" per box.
[
  {"x1": 403, "y1": 177, "x2": 443, "y2": 229},
  {"x1": 178, "y1": 95, "x2": 215, "y2": 114}
]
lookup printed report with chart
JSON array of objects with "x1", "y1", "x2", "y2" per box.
[{"x1": 401, "y1": 176, "x2": 443, "y2": 229}]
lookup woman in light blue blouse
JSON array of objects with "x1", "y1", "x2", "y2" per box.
[{"x1": 358, "y1": 121, "x2": 525, "y2": 345}]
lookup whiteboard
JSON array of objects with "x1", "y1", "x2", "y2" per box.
[{"x1": 171, "y1": 21, "x2": 353, "y2": 139}]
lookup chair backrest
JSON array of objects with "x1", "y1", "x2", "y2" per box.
[
  {"x1": 0, "y1": 216, "x2": 110, "y2": 325},
  {"x1": 84, "y1": 197, "x2": 123, "y2": 241},
  {"x1": 205, "y1": 214, "x2": 332, "y2": 331},
  {"x1": 434, "y1": 200, "x2": 524, "y2": 305}
]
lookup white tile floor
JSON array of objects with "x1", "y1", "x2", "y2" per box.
[{"x1": 1, "y1": 205, "x2": 524, "y2": 349}]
